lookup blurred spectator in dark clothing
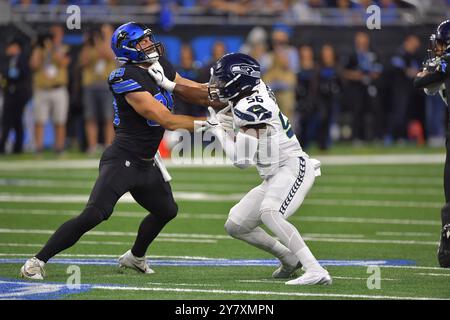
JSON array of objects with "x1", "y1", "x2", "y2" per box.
[
  {"x1": 343, "y1": 31, "x2": 383, "y2": 142},
  {"x1": 174, "y1": 43, "x2": 204, "y2": 117},
  {"x1": 295, "y1": 45, "x2": 316, "y2": 149},
  {"x1": 387, "y1": 35, "x2": 422, "y2": 143},
  {"x1": 313, "y1": 44, "x2": 342, "y2": 150},
  {"x1": 0, "y1": 39, "x2": 31, "y2": 154},
  {"x1": 197, "y1": 40, "x2": 227, "y2": 83}
]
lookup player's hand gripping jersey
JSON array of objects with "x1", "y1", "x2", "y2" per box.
[{"x1": 232, "y1": 80, "x2": 305, "y2": 178}]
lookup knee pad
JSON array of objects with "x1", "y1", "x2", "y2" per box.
[
  {"x1": 260, "y1": 198, "x2": 280, "y2": 215},
  {"x1": 224, "y1": 218, "x2": 249, "y2": 238},
  {"x1": 260, "y1": 209, "x2": 282, "y2": 226}
]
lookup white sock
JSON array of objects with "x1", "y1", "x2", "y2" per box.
[
  {"x1": 294, "y1": 247, "x2": 325, "y2": 273},
  {"x1": 261, "y1": 210, "x2": 324, "y2": 272},
  {"x1": 271, "y1": 241, "x2": 298, "y2": 266}
]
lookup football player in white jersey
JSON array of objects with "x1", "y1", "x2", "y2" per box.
[{"x1": 148, "y1": 52, "x2": 331, "y2": 285}]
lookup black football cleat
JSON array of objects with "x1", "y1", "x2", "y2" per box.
[
  {"x1": 438, "y1": 224, "x2": 450, "y2": 268},
  {"x1": 438, "y1": 203, "x2": 450, "y2": 268}
]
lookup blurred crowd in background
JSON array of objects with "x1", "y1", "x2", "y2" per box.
[
  {"x1": 0, "y1": 1, "x2": 448, "y2": 156},
  {"x1": 9, "y1": 0, "x2": 450, "y2": 11}
]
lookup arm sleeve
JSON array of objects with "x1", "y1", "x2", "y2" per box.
[
  {"x1": 108, "y1": 66, "x2": 146, "y2": 95},
  {"x1": 413, "y1": 71, "x2": 445, "y2": 89},
  {"x1": 210, "y1": 126, "x2": 258, "y2": 169},
  {"x1": 159, "y1": 56, "x2": 176, "y2": 81}
]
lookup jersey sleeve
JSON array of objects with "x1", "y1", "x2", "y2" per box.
[
  {"x1": 158, "y1": 56, "x2": 176, "y2": 81},
  {"x1": 232, "y1": 96, "x2": 273, "y2": 128},
  {"x1": 108, "y1": 66, "x2": 146, "y2": 95}
]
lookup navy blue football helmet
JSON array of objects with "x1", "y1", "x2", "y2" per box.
[
  {"x1": 208, "y1": 53, "x2": 261, "y2": 103},
  {"x1": 429, "y1": 20, "x2": 450, "y2": 58},
  {"x1": 111, "y1": 22, "x2": 164, "y2": 64}
]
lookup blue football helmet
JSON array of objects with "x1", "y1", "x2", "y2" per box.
[
  {"x1": 208, "y1": 53, "x2": 261, "y2": 103},
  {"x1": 111, "y1": 22, "x2": 164, "y2": 64},
  {"x1": 429, "y1": 20, "x2": 450, "y2": 58}
]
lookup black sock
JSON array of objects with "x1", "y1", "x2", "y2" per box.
[
  {"x1": 35, "y1": 206, "x2": 105, "y2": 262},
  {"x1": 131, "y1": 213, "x2": 172, "y2": 258}
]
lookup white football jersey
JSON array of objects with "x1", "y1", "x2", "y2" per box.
[{"x1": 232, "y1": 80, "x2": 305, "y2": 178}]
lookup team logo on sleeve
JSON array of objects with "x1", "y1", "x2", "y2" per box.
[
  {"x1": 247, "y1": 105, "x2": 272, "y2": 121},
  {"x1": 230, "y1": 64, "x2": 260, "y2": 78}
]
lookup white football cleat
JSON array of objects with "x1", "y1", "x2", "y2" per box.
[
  {"x1": 118, "y1": 250, "x2": 155, "y2": 274},
  {"x1": 285, "y1": 270, "x2": 332, "y2": 285},
  {"x1": 272, "y1": 261, "x2": 303, "y2": 279},
  {"x1": 20, "y1": 257, "x2": 45, "y2": 280}
]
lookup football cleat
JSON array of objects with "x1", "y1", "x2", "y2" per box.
[
  {"x1": 272, "y1": 261, "x2": 303, "y2": 279},
  {"x1": 20, "y1": 257, "x2": 45, "y2": 280},
  {"x1": 438, "y1": 224, "x2": 450, "y2": 268},
  {"x1": 285, "y1": 270, "x2": 332, "y2": 286},
  {"x1": 118, "y1": 250, "x2": 155, "y2": 274}
]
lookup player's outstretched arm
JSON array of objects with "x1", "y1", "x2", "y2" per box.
[
  {"x1": 148, "y1": 62, "x2": 225, "y2": 108},
  {"x1": 198, "y1": 107, "x2": 258, "y2": 169},
  {"x1": 125, "y1": 91, "x2": 205, "y2": 132},
  {"x1": 414, "y1": 70, "x2": 445, "y2": 90}
]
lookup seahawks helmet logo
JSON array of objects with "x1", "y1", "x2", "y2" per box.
[{"x1": 230, "y1": 64, "x2": 260, "y2": 78}]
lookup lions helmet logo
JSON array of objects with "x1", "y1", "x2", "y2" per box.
[{"x1": 230, "y1": 64, "x2": 260, "y2": 78}]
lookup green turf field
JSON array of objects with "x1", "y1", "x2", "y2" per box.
[{"x1": 1, "y1": 153, "x2": 450, "y2": 300}]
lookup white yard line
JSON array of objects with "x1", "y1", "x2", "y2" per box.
[
  {"x1": 0, "y1": 253, "x2": 223, "y2": 260},
  {"x1": 295, "y1": 216, "x2": 440, "y2": 226},
  {"x1": 415, "y1": 273, "x2": 450, "y2": 277},
  {"x1": 0, "y1": 279, "x2": 445, "y2": 300},
  {"x1": 145, "y1": 282, "x2": 219, "y2": 287},
  {"x1": 376, "y1": 232, "x2": 435, "y2": 237},
  {"x1": 0, "y1": 192, "x2": 442, "y2": 208},
  {"x1": 0, "y1": 229, "x2": 438, "y2": 246},
  {"x1": 0, "y1": 228, "x2": 231, "y2": 240},
  {"x1": 0, "y1": 154, "x2": 445, "y2": 171},
  {"x1": 0, "y1": 208, "x2": 441, "y2": 226},
  {"x1": 90, "y1": 284, "x2": 448, "y2": 300},
  {"x1": 1, "y1": 252, "x2": 450, "y2": 274},
  {"x1": 238, "y1": 276, "x2": 399, "y2": 283}
]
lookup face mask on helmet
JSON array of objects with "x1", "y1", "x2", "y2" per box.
[
  {"x1": 428, "y1": 34, "x2": 447, "y2": 59},
  {"x1": 113, "y1": 23, "x2": 164, "y2": 64},
  {"x1": 208, "y1": 72, "x2": 228, "y2": 103},
  {"x1": 132, "y1": 30, "x2": 164, "y2": 64}
]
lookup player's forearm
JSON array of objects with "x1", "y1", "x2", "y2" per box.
[
  {"x1": 210, "y1": 127, "x2": 257, "y2": 169},
  {"x1": 414, "y1": 71, "x2": 445, "y2": 89},
  {"x1": 173, "y1": 83, "x2": 212, "y2": 107},
  {"x1": 163, "y1": 114, "x2": 206, "y2": 132}
]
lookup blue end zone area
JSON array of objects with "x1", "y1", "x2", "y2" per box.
[
  {"x1": 0, "y1": 278, "x2": 92, "y2": 300},
  {"x1": 0, "y1": 258, "x2": 416, "y2": 267}
]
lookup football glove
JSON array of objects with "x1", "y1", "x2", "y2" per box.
[
  {"x1": 195, "y1": 106, "x2": 234, "y2": 132},
  {"x1": 216, "y1": 105, "x2": 234, "y2": 131},
  {"x1": 147, "y1": 61, "x2": 176, "y2": 92},
  {"x1": 423, "y1": 57, "x2": 441, "y2": 72}
]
